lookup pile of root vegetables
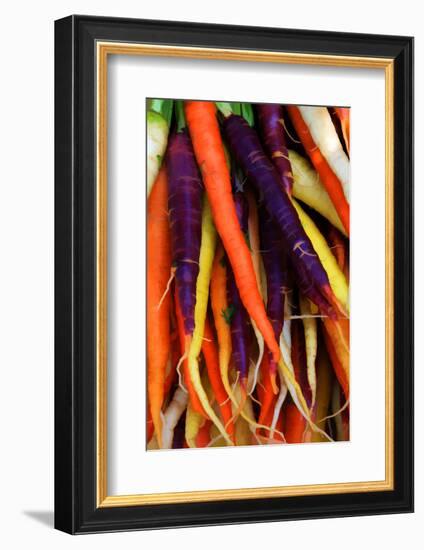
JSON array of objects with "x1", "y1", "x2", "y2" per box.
[{"x1": 147, "y1": 100, "x2": 350, "y2": 449}]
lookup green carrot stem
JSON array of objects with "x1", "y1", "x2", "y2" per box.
[{"x1": 149, "y1": 98, "x2": 174, "y2": 127}]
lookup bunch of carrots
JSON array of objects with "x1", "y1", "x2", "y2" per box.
[{"x1": 147, "y1": 99, "x2": 350, "y2": 449}]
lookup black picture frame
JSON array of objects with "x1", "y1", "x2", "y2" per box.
[{"x1": 55, "y1": 15, "x2": 414, "y2": 534}]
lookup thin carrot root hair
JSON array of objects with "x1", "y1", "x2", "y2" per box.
[
  {"x1": 269, "y1": 377, "x2": 288, "y2": 441},
  {"x1": 247, "y1": 325, "x2": 264, "y2": 396},
  {"x1": 279, "y1": 115, "x2": 301, "y2": 144},
  {"x1": 187, "y1": 347, "x2": 233, "y2": 445},
  {"x1": 277, "y1": 346, "x2": 333, "y2": 442},
  {"x1": 175, "y1": 351, "x2": 189, "y2": 393},
  {"x1": 229, "y1": 379, "x2": 287, "y2": 442},
  {"x1": 318, "y1": 396, "x2": 350, "y2": 424},
  {"x1": 156, "y1": 268, "x2": 175, "y2": 310}
]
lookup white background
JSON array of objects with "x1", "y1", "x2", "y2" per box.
[
  {"x1": 108, "y1": 56, "x2": 386, "y2": 495},
  {"x1": 0, "y1": 1, "x2": 419, "y2": 548}
]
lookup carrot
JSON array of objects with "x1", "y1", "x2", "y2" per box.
[
  {"x1": 292, "y1": 198, "x2": 349, "y2": 314},
  {"x1": 257, "y1": 352, "x2": 276, "y2": 430},
  {"x1": 299, "y1": 295, "x2": 318, "y2": 409},
  {"x1": 277, "y1": 299, "x2": 328, "y2": 439},
  {"x1": 284, "y1": 402, "x2": 306, "y2": 443},
  {"x1": 235, "y1": 414, "x2": 254, "y2": 446},
  {"x1": 186, "y1": 198, "x2": 233, "y2": 445},
  {"x1": 327, "y1": 225, "x2": 349, "y2": 280},
  {"x1": 212, "y1": 245, "x2": 286, "y2": 438},
  {"x1": 323, "y1": 318, "x2": 350, "y2": 399},
  {"x1": 289, "y1": 149, "x2": 346, "y2": 236},
  {"x1": 291, "y1": 306, "x2": 312, "y2": 409},
  {"x1": 174, "y1": 291, "x2": 206, "y2": 416},
  {"x1": 256, "y1": 103, "x2": 294, "y2": 194},
  {"x1": 166, "y1": 112, "x2": 203, "y2": 336},
  {"x1": 184, "y1": 100, "x2": 281, "y2": 364},
  {"x1": 222, "y1": 110, "x2": 338, "y2": 320},
  {"x1": 196, "y1": 420, "x2": 212, "y2": 447},
  {"x1": 163, "y1": 327, "x2": 179, "y2": 399},
  {"x1": 210, "y1": 244, "x2": 233, "y2": 402},
  {"x1": 161, "y1": 386, "x2": 188, "y2": 449},
  {"x1": 147, "y1": 167, "x2": 172, "y2": 447},
  {"x1": 146, "y1": 401, "x2": 154, "y2": 444},
  {"x1": 311, "y1": 337, "x2": 333, "y2": 443},
  {"x1": 246, "y1": 191, "x2": 265, "y2": 393},
  {"x1": 226, "y1": 193, "x2": 252, "y2": 386},
  {"x1": 287, "y1": 105, "x2": 350, "y2": 234},
  {"x1": 268, "y1": 298, "x2": 291, "y2": 437},
  {"x1": 298, "y1": 106, "x2": 350, "y2": 199},
  {"x1": 202, "y1": 317, "x2": 235, "y2": 442},
  {"x1": 334, "y1": 107, "x2": 350, "y2": 154},
  {"x1": 259, "y1": 203, "x2": 288, "y2": 392},
  {"x1": 186, "y1": 372, "x2": 214, "y2": 447},
  {"x1": 332, "y1": 380, "x2": 350, "y2": 441},
  {"x1": 172, "y1": 416, "x2": 188, "y2": 449}
]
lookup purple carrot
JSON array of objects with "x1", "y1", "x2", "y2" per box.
[
  {"x1": 289, "y1": 253, "x2": 334, "y2": 315},
  {"x1": 166, "y1": 129, "x2": 203, "y2": 335},
  {"x1": 226, "y1": 193, "x2": 251, "y2": 385},
  {"x1": 259, "y1": 206, "x2": 288, "y2": 381},
  {"x1": 222, "y1": 113, "x2": 337, "y2": 318},
  {"x1": 256, "y1": 103, "x2": 294, "y2": 194},
  {"x1": 259, "y1": 206, "x2": 287, "y2": 342}
]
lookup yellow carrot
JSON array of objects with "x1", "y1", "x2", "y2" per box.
[
  {"x1": 277, "y1": 354, "x2": 331, "y2": 441},
  {"x1": 292, "y1": 198, "x2": 349, "y2": 313},
  {"x1": 299, "y1": 295, "x2": 318, "y2": 409},
  {"x1": 186, "y1": 373, "x2": 214, "y2": 447},
  {"x1": 186, "y1": 198, "x2": 233, "y2": 446},
  {"x1": 289, "y1": 149, "x2": 346, "y2": 236}
]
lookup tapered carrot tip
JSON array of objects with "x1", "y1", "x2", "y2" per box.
[
  {"x1": 237, "y1": 381, "x2": 248, "y2": 414},
  {"x1": 270, "y1": 372, "x2": 279, "y2": 395},
  {"x1": 269, "y1": 358, "x2": 279, "y2": 394},
  {"x1": 323, "y1": 284, "x2": 348, "y2": 319}
]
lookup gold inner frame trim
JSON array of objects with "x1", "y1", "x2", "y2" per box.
[{"x1": 96, "y1": 41, "x2": 395, "y2": 508}]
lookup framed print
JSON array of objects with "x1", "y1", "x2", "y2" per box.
[{"x1": 54, "y1": 15, "x2": 414, "y2": 534}]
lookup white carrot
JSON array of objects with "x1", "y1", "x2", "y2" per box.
[{"x1": 297, "y1": 106, "x2": 350, "y2": 201}]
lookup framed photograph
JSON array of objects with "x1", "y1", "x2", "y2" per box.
[{"x1": 54, "y1": 15, "x2": 414, "y2": 534}]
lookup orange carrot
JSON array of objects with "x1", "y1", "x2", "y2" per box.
[
  {"x1": 323, "y1": 318, "x2": 350, "y2": 399},
  {"x1": 146, "y1": 401, "x2": 154, "y2": 444},
  {"x1": 284, "y1": 402, "x2": 306, "y2": 443},
  {"x1": 210, "y1": 245, "x2": 235, "y2": 402},
  {"x1": 195, "y1": 420, "x2": 212, "y2": 447},
  {"x1": 184, "y1": 101, "x2": 281, "y2": 364},
  {"x1": 327, "y1": 226, "x2": 347, "y2": 272},
  {"x1": 147, "y1": 167, "x2": 172, "y2": 447},
  {"x1": 174, "y1": 291, "x2": 207, "y2": 417},
  {"x1": 327, "y1": 226, "x2": 350, "y2": 281},
  {"x1": 202, "y1": 317, "x2": 235, "y2": 442},
  {"x1": 287, "y1": 105, "x2": 350, "y2": 234}
]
